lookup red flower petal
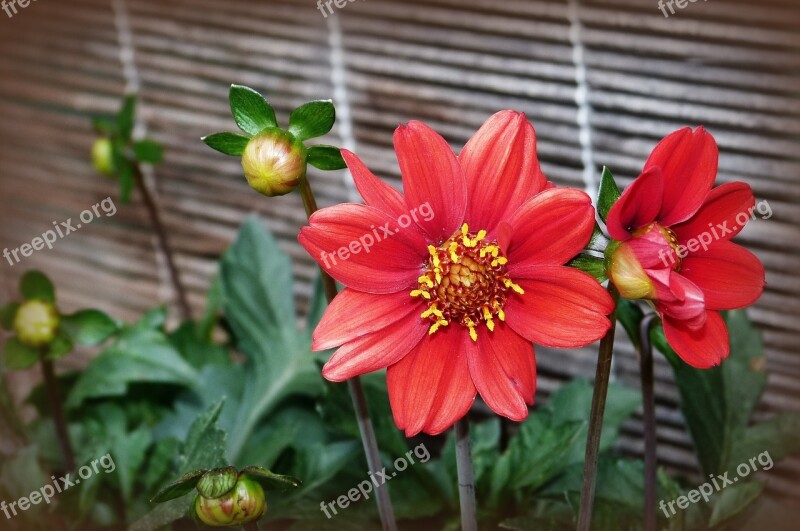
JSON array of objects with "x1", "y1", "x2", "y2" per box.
[
  {"x1": 672, "y1": 182, "x2": 755, "y2": 245},
  {"x1": 605, "y1": 167, "x2": 664, "y2": 241},
  {"x1": 505, "y1": 188, "x2": 596, "y2": 269},
  {"x1": 466, "y1": 324, "x2": 535, "y2": 422},
  {"x1": 459, "y1": 111, "x2": 546, "y2": 232},
  {"x1": 645, "y1": 127, "x2": 718, "y2": 226},
  {"x1": 662, "y1": 310, "x2": 729, "y2": 368},
  {"x1": 387, "y1": 326, "x2": 475, "y2": 436},
  {"x1": 299, "y1": 203, "x2": 427, "y2": 294},
  {"x1": 679, "y1": 240, "x2": 765, "y2": 310},
  {"x1": 394, "y1": 121, "x2": 467, "y2": 241},
  {"x1": 312, "y1": 289, "x2": 423, "y2": 350},
  {"x1": 504, "y1": 266, "x2": 614, "y2": 348},
  {"x1": 342, "y1": 149, "x2": 408, "y2": 218},
  {"x1": 656, "y1": 273, "x2": 706, "y2": 327},
  {"x1": 322, "y1": 316, "x2": 428, "y2": 382}
]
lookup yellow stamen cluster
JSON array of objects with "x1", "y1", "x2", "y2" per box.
[{"x1": 411, "y1": 223, "x2": 524, "y2": 341}]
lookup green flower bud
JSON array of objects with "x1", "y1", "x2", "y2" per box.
[
  {"x1": 92, "y1": 138, "x2": 115, "y2": 176},
  {"x1": 193, "y1": 474, "x2": 266, "y2": 527},
  {"x1": 13, "y1": 300, "x2": 59, "y2": 348},
  {"x1": 241, "y1": 129, "x2": 306, "y2": 197}
]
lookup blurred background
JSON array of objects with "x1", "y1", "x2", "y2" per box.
[{"x1": 0, "y1": 0, "x2": 798, "y2": 513}]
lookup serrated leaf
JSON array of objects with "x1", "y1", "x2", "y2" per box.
[
  {"x1": 20, "y1": 270, "x2": 55, "y2": 302},
  {"x1": 306, "y1": 145, "x2": 346, "y2": 170},
  {"x1": 66, "y1": 318, "x2": 199, "y2": 408},
  {"x1": 2, "y1": 337, "x2": 40, "y2": 370},
  {"x1": 118, "y1": 95, "x2": 137, "y2": 141},
  {"x1": 60, "y1": 309, "x2": 118, "y2": 346},
  {"x1": 134, "y1": 139, "x2": 164, "y2": 164},
  {"x1": 229, "y1": 85, "x2": 277, "y2": 136},
  {"x1": 242, "y1": 465, "x2": 302, "y2": 491},
  {"x1": 179, "y1": 400, "x2": 228, "y2": 474},
  {"x1": 202, "y1": 132, "x2": 250, "y2": 156},
  {"x1": 289, "y1": 100, "x2": 335, "y2": 141},
  {"x1": 151, "y1": 469, "x2": 206, "y2": 503},
  {"x1": 220, "y1": 217, "x2": 324, "y2": 460},
  {"x1": 597, "y1": 166, "x2": 621, "y2": 223},
  {"x1": 0, "y1": 302, "x2": 20, "y2": 330}
]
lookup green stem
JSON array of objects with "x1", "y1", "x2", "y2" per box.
[
  {"x1": 577, "y1": 284, "x2": 619, "y2": 531},
  {"x1": 639, "y1": 314, "x2": 659, "y2": 531},
  {"x1": 455, "y1": 418, "x2": 478, "y2": 531},
  {"x1": 40, "y1": 353, "x2": 76, "y2": 470},
  {"x1": 297, "y1": 174, "x2": 397, "y2": 531}
]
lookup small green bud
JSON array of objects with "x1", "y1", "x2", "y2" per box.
[
  {"x1": 241, "y1": 129, "x2": 306, "y2": 197},
  {"x1": 92, "y1": 138, "x2": 115, "y2": 176},
  {"x1": 13, "y1": 300, "x2": 59, "y2": 348},
  {"x1": 193, "y1": 474, "x2": 266, "y2": 527}
]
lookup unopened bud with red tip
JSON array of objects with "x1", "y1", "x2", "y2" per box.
[
  {"x1": 241, "y1": 129, "x2": 307, "y2": 197},
  {"x1": 193, "y1": 474, "x2": 266, "y2": 527},
  {"x1": 92, "y1": 138, "x2": 115, "y2": 176},
  {"x1": 13, "y1": 300, "x2": 60, "y2": 348}
]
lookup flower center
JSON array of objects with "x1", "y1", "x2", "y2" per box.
[{"x1": 411, "y1": 223, "x2": 524, "y2": 342}]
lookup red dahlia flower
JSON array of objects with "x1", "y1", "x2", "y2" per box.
[
  {"x1": 606, "y1": 127, "x2": 765, "y2": 368},
  {"x1": 299, "y1": 111, "x2": 614, "y2": 436}
]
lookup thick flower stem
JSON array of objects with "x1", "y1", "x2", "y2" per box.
[
  {"x1": 577, "y1": 284, "x2": 619, "y2": 531},
  {"x1": 40, "y1": 354, "x2": 76, "y2": 470},
  {"x1": 132, "y1": 163, "x2": 192, "y2": 321},
  {"x1": 639, "y1": 314, "x2": 659, "y2": 531},
  {"x1": 297, "y1": 174, "x2": 397, "y2": 531},
  {"x1": 455, "y1": 418, "x2": 478, "y2": 531}
]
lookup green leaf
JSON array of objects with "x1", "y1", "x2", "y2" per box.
[
  {"x1": 20, "y1": 270, "x2": 55, "y2": 302},
  {"x1": 615, "y1": 299, "x2": 645, "y2": 350},
  {"x1": 729, "y1": 413, "x2": 800, "y2": 467},
  {"x1": 2, "y1": 337, "x2": 40, "y2": 370},
  {"x1": 66, "y1": 318, "x2": 199, "y2": 408},
  {"x1": 118, "y1": 95, "x2": 137, "y2": 141},
  {"x1": 115, "y1": 424, "x2": 153, "y2": 504},
  {"x1": 0, "y1": 302, "x2": 19, "y2": 330},
  {"x1": 196, "y1": 466, "x2": 238, "y2": 498},
  {"x1": 659, "y1": 310, "x2": 768, "y2": 476},
  {"x1": 150, "y1": 470, "x2": 205, "y2": 503},
  {"x1": 44, "y1": 332, "x2": 73, "y2": 360},
  {"x1": 289, "y1": 100, "x2": 335, "y2": 141},
  {"x1": 306, "y1": 145, "x2": 346, "y2": 170},
  {"x1": 60, "y1": 309, "x2": 118, "y2": 346},
  {"x1": 708, "y1": 481, "x2": 764, "y2": 527},
  {"x1": 116, "y1": 154, "x2": 136, "y2": 203},
  {"x1": 134, "y1": 139, "x2": 164, "y2": 164},
  {"x1": 567, "y1": 255, "x2": 606, "y2": 283},
  {"x1": 201, "y1": 132, "x2": 251, "y2": 156},
  {"x1": 220, "y1": 216, "x2": 324, "y2": 461},
  {"x1": 92, "y1": 117, "x2": 116, "y2": 135},
  {"x1": 179, "y1": 400, "x2": 228, "y2": 474},
  {"x1": 597, "y1": 166, "x2": 621, "y2": 223},
  {"x1": 242, "y1": 465, "x2": 302, "y2": 490},
  {"x1": 229, "y1": 84, "x2": 277, "y2": 136}
]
